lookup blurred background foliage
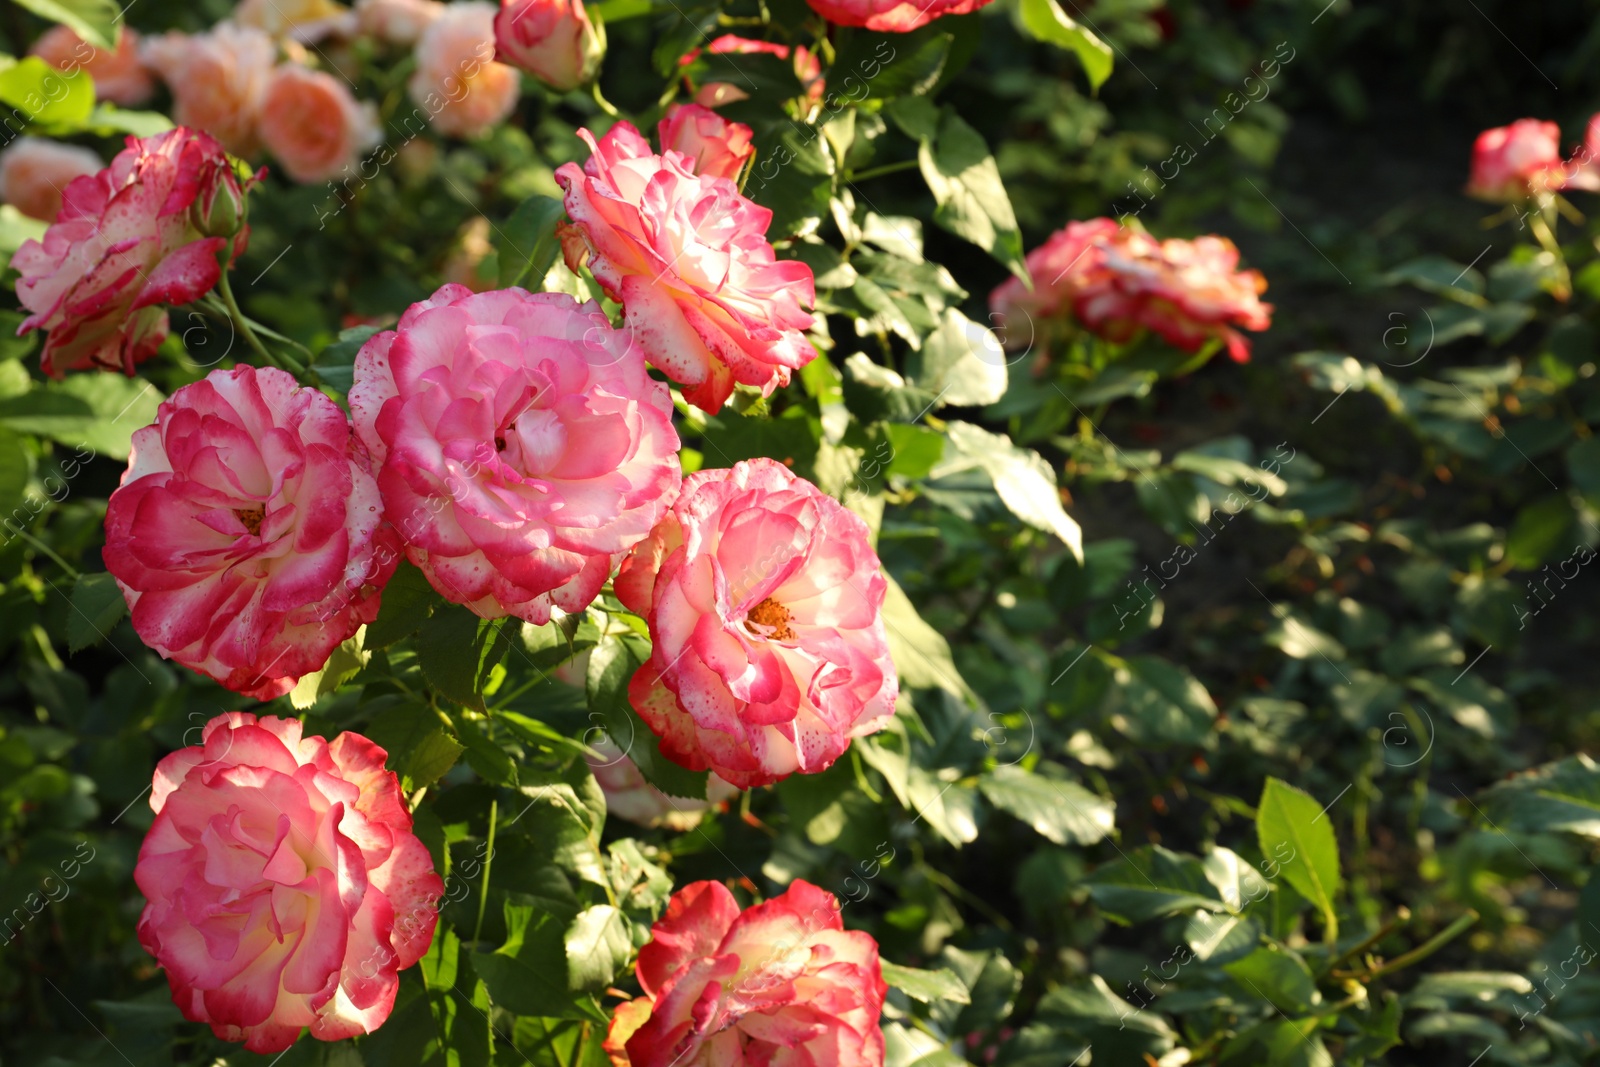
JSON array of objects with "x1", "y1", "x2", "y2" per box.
[{"x1": 6, "y1": 0, "x2": 1600, "y2": 1065}]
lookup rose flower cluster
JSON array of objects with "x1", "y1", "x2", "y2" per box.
[{"x1": 990, "y1": 217, "x2": 1274, "y2": 363}]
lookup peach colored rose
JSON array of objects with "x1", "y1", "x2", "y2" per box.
[
  {"x1": 990, "y1": 218, "x2": 1273, "y2": 363},
  {"x1": 235, "y1": 0, "x2": 359, "y2": 41},
  {"x1": 605, "y1": 881, "x2": 886, "y2": 1067},
  {"x1": 11, "y1": 128, "x2": 250, "y2": 377},
  {"x1": 657, "y1": 103, "x2": 754, "y2": 182},
  {"x1": 258, "y1": 64, "x2": 380, "y2": 183},
  {"x1": 143, "y1": 25, "x2": 277, "y2": 158},
  {"x1": 356, "y1": 0, "x2": 446, "y2": 44},
  {"x1": 494, "y1": 0, "x2": 604, "y2": 92},
  {"x1": 135, "y1": 713, "x2": 442, "y2": 1053},
  {"x1": 679, "y1": 34, "x2": 823, "y2": 107},
  {"x1": 0, "y1": 137, "x2": 101, "y2": 221},
  {"x1": 32, "y1": 25, "x2": 155, "y2": 106},
  {"x1": 1467, "y1": 119, "x2": 1568, "y2": 202},
  {"x1": 348, "y1": 285, "x2": 681, "y2": 624},
  {"x1": 103, "y1": 365, "x2": 399, "y2": 698},
  {"x1": 409, "y1": 2, "x2": 521, "y2": 139},
  {"x1": 587, "y1": 736, "x2": 738, "y2": 830},
  {"x1": 615, "y1": 459, "x2": 898, "y2": 789},
  {"x1": 804, "y1": 0, "x2": 993, "y2": 32},
  {"x1": 556, "y1": 121, "x2": 817, "y2": 413}
]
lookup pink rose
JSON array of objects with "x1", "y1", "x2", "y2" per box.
[
  {"x1": 235, "y1": 0, "x2": 361, "y2": 41},
  {"x1": 803, "y1": 0, "x2": 993, "y2": 32},
  {"x1": 604, "y1": 880, "x2": 887, "y2": 1067},
  {"x1": 409, "y1": 1, "x2": 521, "y2": 139},
  {"x1": 990, "y1": 218, "x2": 1272, "y2": 363},
  {"x1": 556, "y1": 121, "x2": 817, "y2": 414},
  {"x1": 1562, "y1": 114, "x2": 1600, "y2": 193},
  {"x1": 657, "y1": 103, "x2": 754, "y2": 182},
  {"x1": 1467, "y1": 119, "x2": 1568, "y2": 202},
  {"x1": 0, "y1": 137, "x2": 101, "y2": 221},
  {"x1": 357, "y1": 0, "x2": 446, "y2": 45},
  {"x1": 143, "y1": 25, "x2": 277, "y2": 158},
  {"x1": 32, "y1": 25, "x2": 156, "y2": 106},
  {"x1": 104, "y1": 366, "x2": 398, "y2": 699},
  {"x1": 679, "y1": 34, "x2": 824, "y2": 107},
  {"x1": 494, "y1": 0, "x2": 604, "y2": 92},
  {"x1": 258, "y1": 64, "x2": 380, "y2": 183},
  {"x1": 587, "y1": 736, "x2": 738, "y2": 830},
  {"x1": 11, "y1": 127, "x2": 250, "y2": 377},
  {"x1": 615, "y1": 459, "x2": 898, "y2": 789},
  {"x1": 135, "y1": 713, "x2": 442, "y2": 1053},
  {"x1": 348, "y1": 284, "x2": 681, "y2": 624}
]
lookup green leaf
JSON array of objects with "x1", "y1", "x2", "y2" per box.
[
  {"x1": 880, "y1": 961, "x2": 972, "y2": 1005},
  {"x1": 67, "y1": 571, "x2": 127, "y2": 652},
  {"x1": 289, "y1": 629, "x2": 368, "y2": 708},
  {"x1": 364, "y1": 562, "x2": 443, "y2": 649},
  {"x1": 87, "y1": 104, "x2": 172, "y2": 137},
  {"x1": 746, "y1": 123, "x2": 835, "y2": 240},
  {"x1": 497, "y1": 195, "x2": 566, "y2": 288},
  {"x1": 0, "y1": 374, "x2": 163, "y2": 460},
  {"x1": 417, "y1": 605, "x2": 513, "y2": 711},
  {"x1": 882, "y1": 423, "x2": 944, "y2": 480},
  {"x1": 311, "y1": 324, "x2": 382, "y2": 398},
  {"x1": 1503, "y1": 494, "x2": 1576, "y2": 569},
  {"x1": 1085, "y1": 845, "x2": 1229, "y2": 924},
  {"x1": 13, "y1": 0, "x2": 119, "y2": 48},
  {"x1": 908, "y1": 309, "x2": 1007, "y2": 408},
  {"x1": 0, "y1": 205, "x2": 48, "y2": 258},
  {"x1": 473, "y1": 901, "x2": 606, "y2": 1022},
  {"x1": 457, "y1": 718, "x2": 518, "y2": 787},
  {"x1": 0, "y1": 56, "x2": 96, "y2": 131},
  {"x1": 586, "y1": 632, "x2": 710, "y2": 800},
  {"x1": 915, "y1": 111, "x2": 1027, "y2": 279},
  {"x1": 564, "y1": 904, "x2": 632, "y2": 992},
  {"x1": 933, "y1": 421, "x2": 1081, "y2": 558},
  {"x1": 830, "y1": 27, "x2": 951, "y2": 101},
  {"x1": 0, "y1": 425, "x2": 30, "y2": 519},
  {"x1": 1256, "y1": 777, "x2": 1341, "y2": 938},
  {"x1": 365, "y1": 703, "x2": 464, "y2": 790},
  {"x1": 977, "y1": 763, "x2": 1114, "y2": 845},
  {"x1": 883, "y1": 1022, "x2": 969, "y2": 1067},
  {"x1": 879, "y1": 573, "x2": 974, "y2": 700},
  {"x1": 1478, "y1": 754, "x2": 1600, "y2": 838},
  {"x1": 1016, "y1": 0, "x2": 1114, "y2": 90},
  {"x1": 1110, "y1": 656, "x2": 1219, "y2": 746},
  {"x1": 1224, "y1": 945, "x2": 1318, "y2": 1013}
]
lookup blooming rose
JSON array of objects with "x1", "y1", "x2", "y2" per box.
[
  {"x1": 1466, "y1": 119, "x2": 1568, "y2": 202},
  {"x1": 143, "y1": 25, "x2": 277, "y2": 158},
  {"x1": 615, "y1": 459, "x2": 897, "y2": 789},
  {"x1": 556, "y1": 121, "x2": 817, "y2": 414},
  {"x1": 11, "y1": 128, "x2": 251, "y2": 377},
  {"x1": 803, "y1": 0, "x2": 993, "y2": 33},
  {"x1": 494, "y1": 0, "x2": 604, "y2": 92},
  {"x1": 0, "y1": 137, "x2": 101, "y2": 221},
  {"x1": 587, "y1": 736, "x2": 738, "y2": 831},
  {"x1": 104, "y1": 366, "x2": 398, "y2": 698},
  {"x1": 32, "y1": 25, "x2": 155, "y2": 106},
  {"x1": 604, "y1": 880, "x2": 887, "y2": 1067},
  {"x1": 658, "y1": 104, "x2": 754, "y2": 182},
  {"x1": 135, "y1": 713, "x2": 442, "y2": 1053},
  {"x1": 680, "y1": 34, "x2": 823, "y2": 107},
  {"x1": 349, "y1": 284, "x2": 680, "y2": 624},
  {"x1": 409, "y1": 1, "x2": 521, "y2": 138},
  {"x1": 235, "y1": 0, "x2": 360, "y2": 41},
  {"x1": 258, "y1": 64, "x2": 380, "y2": 183},
  {"x1": 1561, "y1": 114, "x2": 1600, "y2": 193},
  {"x1": 990, "y1": 218, "x2": 1273, "y2": 363},
  {"x1": 356, "y1": 0, "x2": 446, "y2": 44}
]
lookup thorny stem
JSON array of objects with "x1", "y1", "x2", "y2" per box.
[
  {"x1": 474, "y1": 798, "x2": 499, "y2": 945},
  {"x1": 217, "y1": 269, "x2": 310, "y2": 377}
]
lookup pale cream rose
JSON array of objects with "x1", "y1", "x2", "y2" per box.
[{"x1": 408, "y1": 2, "x2": 521, "y2": 139}]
